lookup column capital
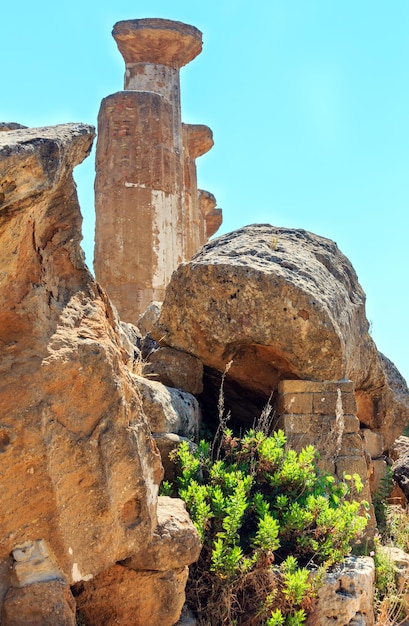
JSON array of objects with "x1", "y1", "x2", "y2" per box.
[
  {"x1": 112, "y1": 19, "x2": 202, "y2": 68},
  {"x1": 183, "y1": 124, "x2": 214, "y2": 158}
]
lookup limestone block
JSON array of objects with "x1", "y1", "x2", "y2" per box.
[
  {"x1": 390, "y1": 435, "x2": 409, "y2": 461},
  {"x1": 305, "y1": 556, "x2": 375, "y2": 626},
  {"x1": 74, "y1": 564, "x2": 188, "y2": 626},
  {"x1": 279, "y1": 413, "x2": 359, "y2": 437},
  {"x1": 279, "y1": 380, "x2": 355, "y2": 394},
  {"x1": 361, "y1": 429, "x2": 384, "y2": 459},
  {"x1": 144, "y1": 346, "x2": 204, "y2": 395},
  {"x1": 1, "y1": 581, "x2": 76, "y2": 626},
  {"x1": 338, "y1": 433, "x2": 367, "y2": 458},
  {"x1": 112, "y1": 18, "x2": 202, "y2": 69},
  {"x1": 312, "y1": 390, "x2": 357, "y2": 415},
  {"x1": 134, "y1": 376, "x2": 200, "y2": 439},
  {"x1": 11, "y1": 540, "x2": 63, "y2": 587},
  {"x1": 336, "y1": 456, "x2": 369, "y2": 481},
  {"x1": 123, "y1": 496, "x2": 201, "y2": 571},
  {"x1": 137, "y1": 301, "x2": 162, "y2": 336},
  {"x1": 118, "y1": 320, "x2": 142, "y2": 365},
  {"x1": 370, "y1": 458, "x2": 387, "y2": 494},
  {"x1": 277, "y1": 392, "x2": 313, "y2": 415}
]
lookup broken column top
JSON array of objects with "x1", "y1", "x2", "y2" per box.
[
  {"x1": 183, "y1": 124, "x2": 214, "y2": 158},
  {"x1": 112, "y1": 18, "x2": 203, "y2": 68}
]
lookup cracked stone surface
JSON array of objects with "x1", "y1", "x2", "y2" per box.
[{"x1": 0, "y1": 124, "x2": 164, "y2": 582}]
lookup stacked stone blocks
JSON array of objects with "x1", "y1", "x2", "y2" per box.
[{"x1": 277, "y1": 380, "x2": 375, "y2": 532}]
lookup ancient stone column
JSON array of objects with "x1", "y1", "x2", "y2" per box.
[
  {"x1": 182, "y1": 123, "x2": 214, "y2": 259},
  {"x1": 94, "y1": 19, "x2": 222, "y2": 323}
]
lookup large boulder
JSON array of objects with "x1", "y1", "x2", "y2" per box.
[
  {"x1": 154, "y1": 224, "x2": 409, "y2": 446},
  {"x1": 0, "y1": 125, "x2": 165, "y2": 592}
]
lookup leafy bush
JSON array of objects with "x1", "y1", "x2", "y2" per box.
[{"x1": 168, "y1": 427, "x2": 369, "y2": 625}]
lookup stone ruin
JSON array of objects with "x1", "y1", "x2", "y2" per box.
[
  {"x1": 94, "y1": 18, "x2": 222, "y2": 323},
  {"x1": 0, "y1": 17, "x2": 409, "y2": 626}
]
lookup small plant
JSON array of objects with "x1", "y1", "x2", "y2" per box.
[
  {"x1": 170, "y1": 426, "x2": 369, "y2": 625},
  {"x1": 373, "y1": 534, "x2": 406, "y2": 625},
  {"x1": 373, "y1": 465, "x2": 394, "y2": 537}
]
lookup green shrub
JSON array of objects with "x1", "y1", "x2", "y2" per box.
[{"x1": 170, "y1": 427, "x2": 369, "y2": 625}]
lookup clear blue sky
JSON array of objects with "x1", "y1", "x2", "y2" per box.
[{"x1": 1, "y1": 1, "x2": 408, "y2": 383}]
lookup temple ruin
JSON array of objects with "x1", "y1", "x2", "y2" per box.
[{"x1": 94, "y1": 18, "x2": 222, "y2": 323}]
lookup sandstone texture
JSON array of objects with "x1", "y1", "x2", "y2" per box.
[
  {"x1": 123, "y1": 496, "x2": 202, "y2": 571},
  {"x1": 1, "y1": 581, "x2": 76, "y2": 626},
  {"x1": 143, "y1": 345, "x2": 204, "y2": 395},
  {"x1": 0, "y1": 124, "x2": 204, "y2": 624},
  {"x1": 74, "y1": 564, "x2": 188, "y2": 626},
  {"x1": 305, "y1": 557, "x2": 375, "y2": 626},
  {"x1": 75, "y1": 496, "x2": 201, "y2": 625},
  {"x1": 135, "y1": 375, "x2": 200, "y2": 440},
  {"x1": 154, "y1": 224, "x2": 409, "y2": 447}
]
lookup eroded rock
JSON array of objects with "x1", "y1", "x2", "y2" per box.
[
  {"x1": 135, "y1": 375, "x2": 200, "y2": 439},
  {"x1": 305, "y1": 557, "x2": 375, "y2": 626},
  {"x1": 123, "y1": 496, "x2": 202, "y2": 571},
  {"x1": 393, "y1": 455, "x2": 409, "y2": 501},
  {"x1": 74, "y1": 564, "x2": 189, "y2": 626},
  {"x1": 144, "y1": 346, "x2": 204, "y2": 395},
  {"x1": 1, "y1": 581, "x2": 76, "y2": 626},
  {"x1": 0, "y1": 125, "x2": 164, "y2": 588}
]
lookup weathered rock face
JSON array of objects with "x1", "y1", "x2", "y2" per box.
[
  {"x1": 305, "y1": 557, "x2": 375, "y2": 626},
  {"x1": 75, "y1": 497, "x2": 201, "y2": 626},
  {"x1": 0, "y1": 125, "x2": 165, "y2": 589},
  {"x1": 1, "y1": 581, "x2": 76, "y2": 626},
  {"x1": 74, "y1": 564, "x2": 188, "y2": 626},
  {"x1": 134, "y1": 375, "x2": 200, "y2": 440},
  {"x1": 392, "y1": 444, "x2": 409, "y2": 501},
  {"x1": 94, "y1": 18, "x2": 222, "y2": 323},
  {"x1": 154, "y1": 224, "x2": 409, "y2": 446}
]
